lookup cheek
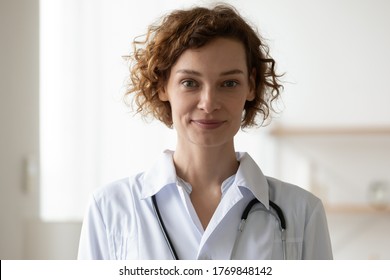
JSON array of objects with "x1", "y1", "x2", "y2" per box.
[
  {"x1": 229, "y1": 98, "x2": 247, "y2": 115},
  {"x1": 169, "y1": 98, "x2": 191, "y2": 120}
]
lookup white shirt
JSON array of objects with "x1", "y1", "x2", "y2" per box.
[{"x1": 78, "y1": 150, "x2": 333, "y2": 260}]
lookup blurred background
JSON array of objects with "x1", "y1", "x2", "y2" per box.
[{"x1": 1, "y1": 0, "x2": 389, "y2": 259}]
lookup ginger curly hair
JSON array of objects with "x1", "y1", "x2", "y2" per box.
[{"x1": 125, "y1": 4, "x2": 283, "y2": 128}]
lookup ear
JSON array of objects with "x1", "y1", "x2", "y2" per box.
[
  {"x1": 158, "y1": 86, "x2": 169, "y2": 101},
  {"x1": 246, "y1": 68, "x2": 256, "y2": 101}
]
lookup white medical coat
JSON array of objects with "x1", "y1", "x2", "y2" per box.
[{"x1": 78, "y1": 150, "x2": 333, "y2": 259}]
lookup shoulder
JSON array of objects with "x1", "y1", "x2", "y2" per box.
[
  {"x1": 91, "y1": 174, "x2": 145, "y2": 212},
  {"x1": 266, "y1": 176, "x2": 324, "y2": 219},
  {"x1": 267, "y1": 177, "x2": 320, "y2": 202}
]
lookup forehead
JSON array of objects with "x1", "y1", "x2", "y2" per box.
[{"x1": 171, "y1": 37, "x2": 248, "y2": 75}]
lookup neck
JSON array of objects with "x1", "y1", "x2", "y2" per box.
[
  {"x1": 173, "y1": 141, "x2": 239, "y2": 229},
  {"x1": 173, "y1": 142, "x2": 239, "y2": 190}
]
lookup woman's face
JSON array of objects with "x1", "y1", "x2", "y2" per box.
[{"x1": 159, "y1": 37, "x2": 255, "y2": 149}]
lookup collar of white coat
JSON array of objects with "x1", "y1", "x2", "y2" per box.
[{"x1": 140, "y1": 150, "x2": 270, "y2": 209}]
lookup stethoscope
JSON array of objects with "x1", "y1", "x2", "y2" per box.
[{"x1": 151, "y1": 195, "x2": 287, "y2": 260}]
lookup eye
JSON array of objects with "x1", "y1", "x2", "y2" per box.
[
  {"x1": 181, "y1": 79, "x2": 198, "y2": 88},
  {"x1": 222, "y1": 80, "x2": 239, "y2": 88}
]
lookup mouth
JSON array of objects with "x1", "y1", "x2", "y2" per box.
[{"x1": 191, "y1": 119, "x2": 226, "y2": 129}]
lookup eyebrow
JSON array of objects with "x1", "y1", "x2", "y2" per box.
[
  {"x1": 220, "y1": 69, "x2": 245, "y2": 76},
  {"x1": 176, "y1": 69, "x2": 202, "y2": 76},
  {"x1": 175, "y1": 69, "x2": 245, "y2": 76}
]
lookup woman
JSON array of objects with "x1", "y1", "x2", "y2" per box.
[{"x1": 78, "y1": 4, "x2": 333, "y2": 260}]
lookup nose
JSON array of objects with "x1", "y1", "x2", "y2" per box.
[{"x1": 197, "y1": 86, "x2": 221, "y2": 113}]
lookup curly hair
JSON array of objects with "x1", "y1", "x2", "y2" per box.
[{"x1": 125, "y1": 4, "x2": 283, "y2": 128}]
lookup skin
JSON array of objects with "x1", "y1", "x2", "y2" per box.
[{"x1": 159, "y1": 37, "x2": 255, "y2": 229}]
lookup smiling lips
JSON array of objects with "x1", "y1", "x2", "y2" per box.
[{"x1": 191, "y1": 119, "x2": 226, "y2": 129}]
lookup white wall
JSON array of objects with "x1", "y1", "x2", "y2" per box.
[{"x1": 236, "y1": 0, "x2": 390, "y2": 127}]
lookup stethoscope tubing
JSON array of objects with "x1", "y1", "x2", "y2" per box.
[
  {"x1": 152, "y1": 195, "x2": 179, "y2": 259},
  {"x1": 152, "y1": 195, "x2": 287, "y2": 260}
]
